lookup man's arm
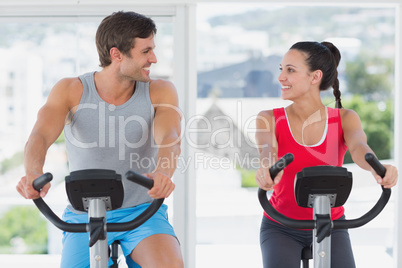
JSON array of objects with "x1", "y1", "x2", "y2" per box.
[
  {"x1": 146, "y1": 79, "x2": 182, "y2": 199},
  {"x1": 16, "y1": 78, "x2": 81, "y2": 199}
]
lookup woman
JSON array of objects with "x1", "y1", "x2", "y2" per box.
[{"x1": 255, "y1": 41, "x2": 398, "y2": 268}]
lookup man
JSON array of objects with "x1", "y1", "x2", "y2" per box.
[{"x1": 16, "y1": 11, "x2": 183, "y2": 268}]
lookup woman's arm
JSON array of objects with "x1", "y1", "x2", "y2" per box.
[
  {"x1": 341, "y1": 109, "x2": 397, "y2": 188},
  {"x1": 255, "y1": 110, "x2": 281, "y2": 190}
]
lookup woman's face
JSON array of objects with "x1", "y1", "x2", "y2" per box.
[{"x1": 278, "y1": 49, "x2": 314, "y2": 101}]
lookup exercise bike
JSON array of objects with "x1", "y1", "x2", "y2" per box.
[
  {"x1": 258, "y1": 153, "x2": 391, "y2": 268},
  {"x1": 32, "y1": 169, "x2": 163, "y2": 268}
]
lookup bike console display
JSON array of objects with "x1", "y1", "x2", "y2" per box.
[
  {"x1": 295, "y1": 166, "x2": 353, "y2": 208},
  {"x1": 65, "y1": 169, "x2": 124, "y2": 212}
]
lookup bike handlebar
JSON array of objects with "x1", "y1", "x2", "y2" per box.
[
  {"x1": 32, "y1": 170, "x2": 164, "y2": 233},
  {"x1": 258, "y1": 153, "x2": 391, "y2": 230},
  {"x1": 269, "y1": 153, "x2": 294, "y2": 179},
  {"x1": 365, "y1": 153, "x2": 386, "y2": 178},
  {"x1": 33, "y1": 172, "x2": 53, "y2": 191}
]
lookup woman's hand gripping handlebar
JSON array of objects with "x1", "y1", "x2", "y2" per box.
[{"x1": 267, "y1": 153, "x2": 295, "y2": 181}]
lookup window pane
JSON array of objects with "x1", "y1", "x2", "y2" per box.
[
  {"x1": 196, "y1": 4, "x2": 395, "y2": 267},
  {"x1": 0, "y1": 19, "x2": 174, "y2": 258}
]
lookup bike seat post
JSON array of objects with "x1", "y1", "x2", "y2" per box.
[
  {"x1": 312, "y1": 196, "x2": 331, "y2": 268},
  {"x1": 88, "y1": 198, "x2": 108, "y2": 268}
]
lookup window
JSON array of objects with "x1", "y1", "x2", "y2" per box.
[
  {"x1": 0, "y1": 16, "x2": 174, "y2": 259},
  {"x1": 196, "y1": 4, "x2": 396, "y2": 267}
]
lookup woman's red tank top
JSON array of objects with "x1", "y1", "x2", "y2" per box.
[{"x1": 264, "y1": 107, "x2": 347, "y2": 222}]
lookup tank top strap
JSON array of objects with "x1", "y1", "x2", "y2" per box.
[
  {"x1": 78, "y1": 72, "x2": 96, "y2": 104},
  {"x1": 327, "y1": 107, "x2": 346, "y2": 150},
  {"x1": 273, "y1": 107, "x2": 292, "y2": 145}
]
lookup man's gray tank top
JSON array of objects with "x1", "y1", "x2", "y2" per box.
[{"x1": 64, "y1": 71, "x2": 158, "y2": 213}]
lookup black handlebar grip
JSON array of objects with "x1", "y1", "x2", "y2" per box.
[
  {"x1": 365, "y1": 153, "x2": 386, "y2": 178},
  {"x1": 125, "y1": 170, "x2": 154, "y2": 190},
  {"x1": 269, "y1": 153, "x2": 294, "y2": 180},
  {"x1": 33, "y1": 173, "x2": 53, "y2": 192}
]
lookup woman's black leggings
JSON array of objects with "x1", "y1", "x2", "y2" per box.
[{"x1": 260, "y1": 216, "x2": 356, "y2": 268}]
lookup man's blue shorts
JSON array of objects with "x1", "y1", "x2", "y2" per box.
[{"x1": 60, "y1": 203, "x2": 176, "y2": 268}]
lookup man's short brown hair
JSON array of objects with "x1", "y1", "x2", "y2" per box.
[{"x1": 96, "y1": 11, "x2": 157, "y2": 67}]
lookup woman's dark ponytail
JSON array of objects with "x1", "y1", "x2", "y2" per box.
[
  {"x1": 321, "y1": 42, "x2": 343, "y2": 108},
  {"x1": 332, "y1": 77, "x2": 342, "y2": 108}
]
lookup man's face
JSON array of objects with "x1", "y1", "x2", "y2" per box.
[{"x1": 120, "y1": 35, "x2": 157, "y2": 82}]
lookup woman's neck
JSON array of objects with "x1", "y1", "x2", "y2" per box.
[{"x1": 287, "y1": 100, "x2": 326, "y2": 122}]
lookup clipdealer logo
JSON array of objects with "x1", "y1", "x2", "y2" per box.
[{"x1": 64, "y1": 100, "x2": 275, "y2": 161}]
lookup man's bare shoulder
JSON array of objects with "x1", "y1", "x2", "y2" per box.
[
  {"x1": 54, "y1": 77, "x2": 82, "y2": 92},
  {"x1": 149, "y1": 79, "x2": 178, "y2": 105},
  {"x1": 149, "y1": 79, "x2": 176, "y2": 91},
  {"x1": 48, "y1": 77, "x2": 83, "y2": 108}
]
